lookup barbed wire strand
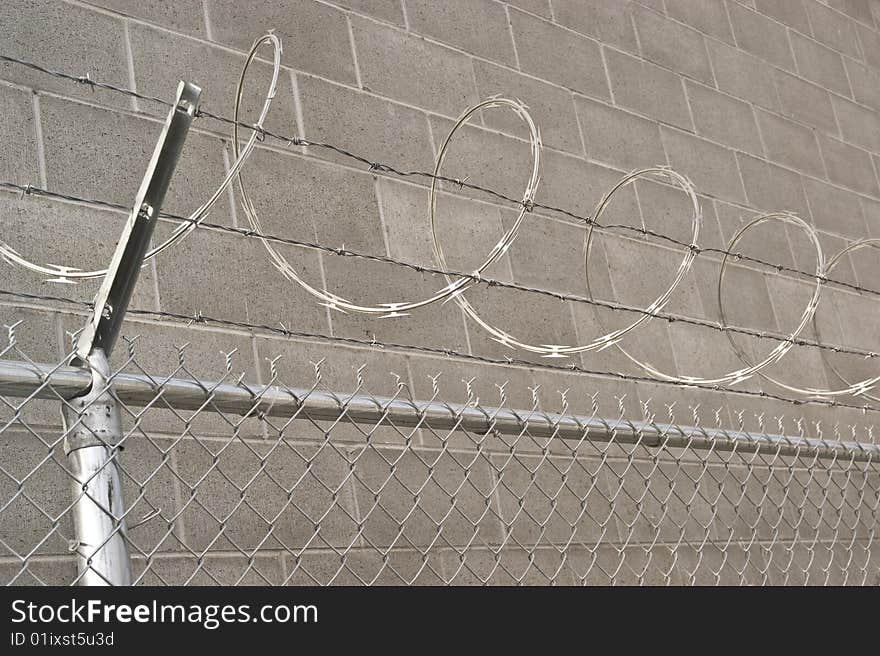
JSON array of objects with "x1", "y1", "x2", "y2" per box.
[
  {"x1": 1, "y1": 286, "x2": 878, "y2": 417},
  {"x1": 1, "y1": 52, "x2": 878, "y2": 299},
  {"x1": 1, "y1": 179, "x2": 876, "y2": 364}
]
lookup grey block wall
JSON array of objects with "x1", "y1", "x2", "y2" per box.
[{"x1": 1, "y1": 0, "x2": 880, "y2": 585}]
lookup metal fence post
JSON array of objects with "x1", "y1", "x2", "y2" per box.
[{"x1": 62, "y1": 80, "x2": 201, "y2": 586}]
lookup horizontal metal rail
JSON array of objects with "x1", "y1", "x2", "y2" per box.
[{"x1": 1, "y1": 359, "x2": 877, "y2": 462}]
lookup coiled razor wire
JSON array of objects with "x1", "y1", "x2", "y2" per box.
[
  {"x1": 0, "y1": 32, "x2": 878, "y2": 402},
  {"x1": 0, "y1": 33, "x2": 283, "y2": 281}
]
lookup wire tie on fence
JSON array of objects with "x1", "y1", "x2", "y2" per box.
[{"x1": 128, "y1": 508, "x2": 162, "y2": 530}]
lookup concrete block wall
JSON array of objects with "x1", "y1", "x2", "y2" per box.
[{"x1": 1, "y1": 0, "x2": 879, "y2": 585}]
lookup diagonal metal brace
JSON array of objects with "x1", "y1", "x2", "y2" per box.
[
  {"x1": 61, "y1": 79, "x2": 201, "y2": 587},
  {"x1": 74, "y1": 80, "x2": 202, "y2": 363}
]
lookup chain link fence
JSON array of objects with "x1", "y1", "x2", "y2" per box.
[{"x1": 1, "y1": 319, "x2": 878, "y2": 586}]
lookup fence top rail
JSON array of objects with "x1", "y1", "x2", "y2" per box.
[{"x1": 1, "y1": 358, "x2": 878, "y2": 463}]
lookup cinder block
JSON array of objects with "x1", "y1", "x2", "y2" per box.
[
  {"x1": 0, "y1": 194, "x2": 157, "y2": 311},
  {"x1": 298, "y1": 74, "x2": 433, "y2": 171},
  {"x1": 152, "y1": 222, "x2": 330, "y2": 332},
  {"x1": 551, "y1": 0, "x2": 640, "y2": 54},
  {"x1": 627, "y1": 382, "x2": 731, "y2": 428},
  {"x1": 727, "y1": 2, "x2": 796, "y2": 70},
  {"x1": 694, "y1": 258, "x2": 775, "y2": 334},
  {"x1": 286, "y1": 548, "x2": 445, "y2": 585},
  {"x1": 844, "y1": 57, "x2": 880, "y2": 111},
  {"x1": 463, "y1": 279, "x2": 581, "y2": 365},
  {"x1": 799, "y1": 231, "x2": 856, "y2": 289},
  {"x1": 0, "y1": 306, "x2": 62, "y2": 430},
  {"x1": 0, "y1": 429, "x2": 74, "y2": 557},
  {"x1": 661, "y1": 127, "x2": 747, "y2": 204},
  {"x1": 0, "y1": 0, "x2": 130, "y2": 109},
  {"x1": 206, "y1": 0, "x2": 357, "y2": 85},
  {"x1": 505, "y1": 213, "x2": 589, "y2": 296},
  {"x1": 754, "y1": 109, "x2": 825, "y2": 179},
  {"x1": 374, "y1": 178, "x2": 515, "y2": 287},
  {"x1": 706, "y1": 39, "x2": 780, "y2": 111},
  {"x1": 831, "y1": 95, "x2": 880, "y2": 153},
  {"x1": 857, "y1": 21, "x2": 880, "y2": 68},
  {"x1": 505, "y1": 0, "x2": 551, "y2": 18},
  {"x1": 441, "y1": 547, "x2": 573, "y2": 585},
  {"x1": 601, "y1": 457, "x2": 709, "y2": 544},
  {"x1": 565, "y1": 544, "x2": 683, "y2": 585},
  {"x1": 0, "y1": 557, "x2": 76, "y2": 586},
  {"x1": 603, "y1": 48, "x2": 692, "y2": 130},
  {"x1": 666, "y1": 319, "x2": 768, "y2": 389},
  {"x1": 572, "y1": 300, "x2": 681, "y2": 380},
  {"x1": 254, "y1": 336, "x2": 410, "y2": 398},
  {"x1": 0, "y1": 86, "x2": 37, "y2": 185},
  {"x1": 427, "y1": 115, "x2": 539, "y2": 204},
  {"x1": 638, "y1": 179, "x2": 723, "y2": 251},
  {"x1": 351, "y1": 445, "x2": 504, "y2": 548},
  {"x1": 714, "y1": 199, "x2": 798, "y2": 270},
  {"x1": 831, "y1": 290, "x2": 880, "y2": 358},
  {"x1": 133, "y1": 553, "x2": 285, "y2": 585},
  {"x1": 344, "y1": 549, "x2": 446, "y2": 585},
  {"x1": 672, "y1": 543, "x2": 740, "y2": 585},
  {"x1": 38, "y1": 96, "x2": 235, "y2": 225},
  {"x1": 350, "y1": 17, "x2": 478, "y2": 117},
  {"x1": 708, "y1": 464, "x2": 771, "y2": 544},
  {"x1": 540, "y1": 151, "x2": 639, "y2": 221},
  {"x1": 526, "y1": 368, "x2": 642, "y2": 423},
  {"x1": 834, "y1": 0, "x2": 876, "y2": 26},
  {"x1": 863, "y1": 196, "x2": 880, "y2": 237},
  {"x1": 493, "y1": 452, "x2": 617, "y2": 546},
  {"x1": 818, "y1": 133, "x2": 879, "y2": 196},
  {"x1": 473, "y1": 61, "x2": 583, "y2": 154},
  {"x1": 405, "y1": 0, "x2": 516, "y2": 66},
  {"x1": 324, "y1": 257, "x2": 472, "y2": 353},
  {"x1": 252, "y1": 335, "x2": 417, "y2": 448},
  {"x1": 754, "y1": 0, "x2": 811, "y2": 34},
  {"x1": 806, "y1": 1, "x2": 862, "y2": 58},
  {"x1": 848, "y1": 237, "x2": 880, "y2": 292},
  {"x1": 128, "y1": 23, "x2": 298, "y2": 137},
  {"x1": 233, "y1": 147, "x2": 382, "y2": 252},
  {"x1": 670, "y1": 2, "x2": 733, "y2": 41},
  {"x1": 575, "y1": 96, "x2": 666, "y2": 171},
  {"x1": 508, "y1": 9, "x2": 610, "y2": 100},
  {"x1": 789, "y1": 32, "x2": 852, "y2": 97},
  {"x1": 632, "y1": 5, "x2": 714, "y2": 85},
  {"x1": 759, "y1": 276, "x2": 834, "y2": 391},
  {"x1": 803, "y1": 177, "x2": 869, "y2": 238},
  {"x1": 113, "y1": 319, "x2": 259, "y2": 381},
  {"x1": 773, "y1": 69, "x2": 839, "y2": 134},
  {"x1": 737, "y1": 152, "x2": 811, "y2": 217},
  {"x1": 604, "y1": 236, "x2": 704, "y2": 318},
  {"x1": 332, "y1": 0, "x2": 406, "y2": 25},
  {"x1": 91, "y1": 0, "x2": 207, "y2": 36},
  {"x1": 0, "y1": 305, "x2": 58, "y2": 363},
  {"x1": 685, "y1": 81, "x2": 763, "y2": 155},
  {"x1": 177, "y1": 437, "x2": 361, "y2": 551},
  {"x1": 119, "y1": 436, "x2": 184, "y2": 555}
]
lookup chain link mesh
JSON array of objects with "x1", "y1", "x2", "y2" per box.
[{"x1": 1, "y1": 321, "x2": 878, "y2": 586}]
